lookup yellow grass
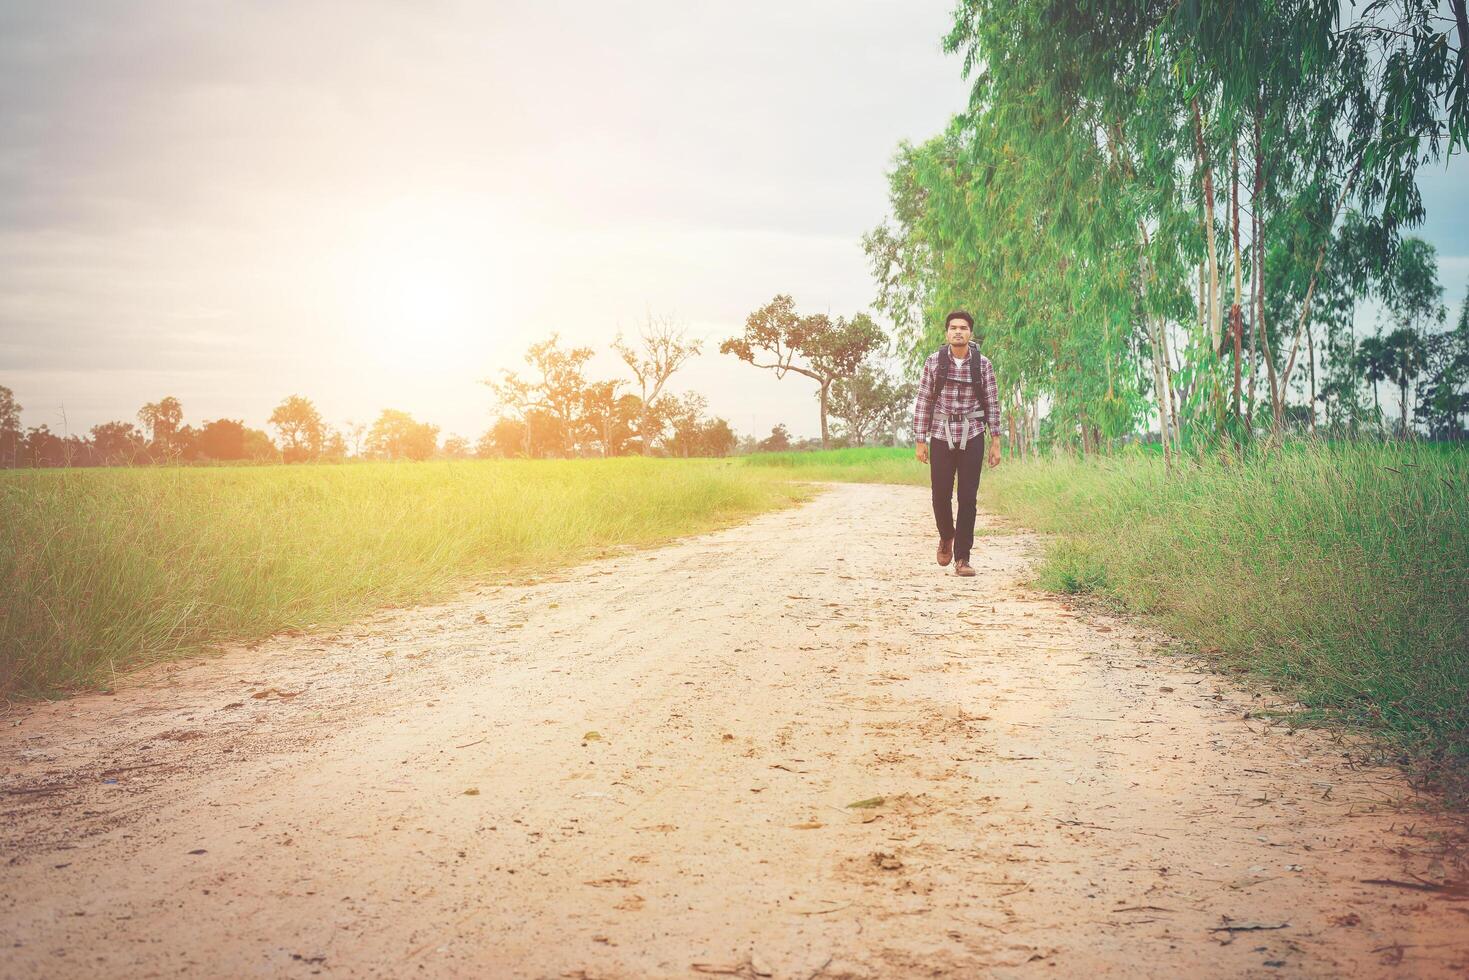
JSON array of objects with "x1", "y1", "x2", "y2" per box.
[{"x1": 1, "y1": 458, "x2": 817, "y2": 697}]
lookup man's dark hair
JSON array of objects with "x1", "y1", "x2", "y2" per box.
[{"x1": 944, "y1": 310, "x2": 974, "y2": 330}]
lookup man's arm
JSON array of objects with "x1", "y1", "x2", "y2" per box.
[
  {"x1": 981, "y1": 356, "x2": 1001, "y2": 436},
  {"x1": 912, "y1": 355, "x2": 936, "y2": 463},
  {"x1": 912, "y1": 355, "x2": 935, "y2": 444},
  {"x1": 982, "y1": 356, "x2": 1002, "y2": 466}
]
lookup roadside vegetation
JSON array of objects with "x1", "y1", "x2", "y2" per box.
[
  {"x1": 743, "y1": 446, "x2": 927, "y2": 486},
  {"x1": 0, "y1": 459, "x2": 814, "y2": 697}
]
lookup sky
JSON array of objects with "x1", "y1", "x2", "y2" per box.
[
  {"x1": 1, "y1": 2, "x2": 1465, "y2": 444},
  {"x1": 0, "y1": 0, "x2": 973, "y2": 444}
]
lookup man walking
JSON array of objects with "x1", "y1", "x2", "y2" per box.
[{"x1": 913, "y1": 311, "x2": 1001, "y2": 577}]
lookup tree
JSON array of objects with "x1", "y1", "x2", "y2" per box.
[
  {"x1": 21, "y1": 425, "x2": 69, "y2": 467},
  {"x1": 478, "y1": 418, "x2": 525, "y2": 458},
  {"x1": 579, "y1": 380, "x2": 634, "y2": 457},
  {"x1": 1382, "y1": 328, "x2": 1429, "y2": 438},
  {"x1": 439, "y1": 434, "x2": 470, "y2": 459},
  {"x1": 866, "y1": 0, "x2": 1469, "y2": 451},
  {"x1": 366, "y1": 409, "x2": 438, "y2": 461},
  {"x1": 242, "y1": 428, "x2": 278, "y2": 461},
  {"x1": 89, "y1": 420, "x2": 145, "y2": 464},
  {"x1": 828, "y1": 365, "x2": 910, "y2": 447},
  {"x1": 662, "y1": 403, "x2": 738, "y2": 456},
  {"x1": 343, "y1": 419, "x2": 367, "y2": 458},
  {"x1": 1354, "y1": 335, "x2": 1392, "y2": 432},
  {"x1": 485, "y1": 334, "x2": 596, "y2": 457},
  {"x1": 758, "y1": 424, "x2": 792, "y2": 453},
  {"x1": 197, "y1": 419, "x2": 247, "y2": 461},
  {"x1": 612, "y1": 314, "x2": 702, "y2": 455},
  {"x1": 721, "y1": 295, "x2": 886, "y2": 448},
  {"x1": 268, "y1": 395, "x2": 326, "y2": 463},
  {"x1": 137, "y1": 396, "x2": 183, "y2": 457},
  {"x1": 1380, "y1": 238, "x2": 1446, "y2": 436},
  {"x1": 701, "y1": 418, "x2": 738, "y2": 457},
  {"x1": 1417, "y1": 301, "x2": 1469, "y2": 440},
  {"x1": 0, "y1": 385, "x2": 21, "y2": 468},
  {"x1": 320, "y1": 427, "x2": 348, "y2": 461}
]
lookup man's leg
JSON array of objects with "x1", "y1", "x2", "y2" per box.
[
  {"x1": 929, "y1": 439, "x2": 958, "y2": 543},
  {"x1": 954, "y1": 434, "x2": 985, "y2": 562}
]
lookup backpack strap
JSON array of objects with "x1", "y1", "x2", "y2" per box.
[{"x1": 928, "y1": 344, "x2": 993, "y2": 438}]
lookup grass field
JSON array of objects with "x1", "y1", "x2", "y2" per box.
[
  {"x1": 0, "y1": 458, "x2": 816, "y2": 697},
  {"x1": 743, "y1": 446, "x2": 928, "y2": 485}
]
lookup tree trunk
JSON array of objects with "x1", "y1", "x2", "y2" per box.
[
  {"x1": 1247, "y1": 109, "x2": 1260, "y2": 423},
  {"x1": 819, "y1": 381, "x2": 831, "y2": 449},
  {"x1": 1279, "y1": 168, "x2": 1360, "y2": 427},
  {"x1": 1254, "y1": 110, "x2": 1280, "y2": 430},
  {"x1": 1230, "y1": 138, "x2": 1244, "y2": 425},
  {"x1": 1307, "y1": 324, "x2": 1317, "y2": 436},
  {"x1": 1193, "y1": 98, "x2": 1223, "y2": 354},
  {"x1": 1135, "y1": 223, "x2": 1173, "y2": 468},
  {"x1": 1162, "y1": 322, "x2": 1180, "y2": 440},
  {"x1": 1198, "y1": 262, "x2": 1207, "y2": 351},
  {"x1": 1008, "y1": 395, "x2": 1019, "y2": 456}
]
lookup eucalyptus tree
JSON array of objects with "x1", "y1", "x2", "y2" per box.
[
  {"x1": 869, "y1": 0, "x2": 1465, "y2": 452},
  {"x1": 1417, "y1": 282, "x2": 1469, "y2": 439},
  {"x1": 1354, "y1": 334, "x2": 1392, "y2": 430},
  {"x1": 1376, "y1": 237, "x2": 1448, "y2": 434}
]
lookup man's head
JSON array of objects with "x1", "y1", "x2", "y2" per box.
[{"x1": 944, "y1": 310, "x2": 974, "y2": 347}]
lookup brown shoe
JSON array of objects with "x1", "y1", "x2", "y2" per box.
[
  {"x1": 937, "y1": 536, "x2": 953, "y2": 566},
  {"x1": 955, "y1": 559, "x2": 975, "y2": 577}
]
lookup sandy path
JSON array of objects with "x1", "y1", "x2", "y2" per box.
[{"x1": 2, "y1": 483, "x2": 1465, "y2": 979}]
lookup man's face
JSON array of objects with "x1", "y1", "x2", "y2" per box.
[{"x1": 946, "y1": 318, "x2": 972, "y2": 346}]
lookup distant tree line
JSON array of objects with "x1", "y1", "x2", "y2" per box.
[
  {"x1": 0, "y1": 387, "x2": 451, "y2": 468},
  {"x1": 0, "y1": 302, "x2": 918, "y2": 469}
]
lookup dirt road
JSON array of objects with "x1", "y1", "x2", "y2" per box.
[{"x1": 3, "y1": 483, "x2": 1465, "y2": 978}]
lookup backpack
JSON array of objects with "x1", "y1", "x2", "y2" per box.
[{"x1": 927, "y1": 344, "x2": 994, "y2": 428}]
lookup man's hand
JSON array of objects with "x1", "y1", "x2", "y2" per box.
[
  {"x1": 915, "y1": 442, "x2": 928, "y2": 464},
  {"x1": 988, "y1": 443, "x2": 1001, "y2": 469}
]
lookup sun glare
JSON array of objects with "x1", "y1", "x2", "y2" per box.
[{"x1": 339, "y1": 203, "x2": 511, "y2": 371}]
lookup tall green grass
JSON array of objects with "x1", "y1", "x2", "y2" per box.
[
  {"x1": 0, "y1": 458, "x2": 815, "y2": 697},
  {"x1": 980, "y1": 442, "x2": 1469, "y2": 789},
  {"x1": 743, "y1": 446, "x2": 928, "y2": 485}
]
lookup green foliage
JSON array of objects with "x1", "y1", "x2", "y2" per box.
[
  {"x1": 827, "y1": 366, "x2": 913, "y2": 447},
  {"x1": 743, "y1": 445, "x2": 927, "y2": 485},
  {"x1": 869, "y1": 0, "x2": 1468, "y2": 449},
  {"x1": 1035, "y1": 540, "x2": 1111, "y2": 596}
]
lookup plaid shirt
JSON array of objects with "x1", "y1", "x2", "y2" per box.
[{"x1": 912, "y1": 345, "x2": 1000, "y2": 444}]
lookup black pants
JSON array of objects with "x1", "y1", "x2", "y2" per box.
[{"x1": 929, "y1": 434, "x2": 984, "y2": 561}]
